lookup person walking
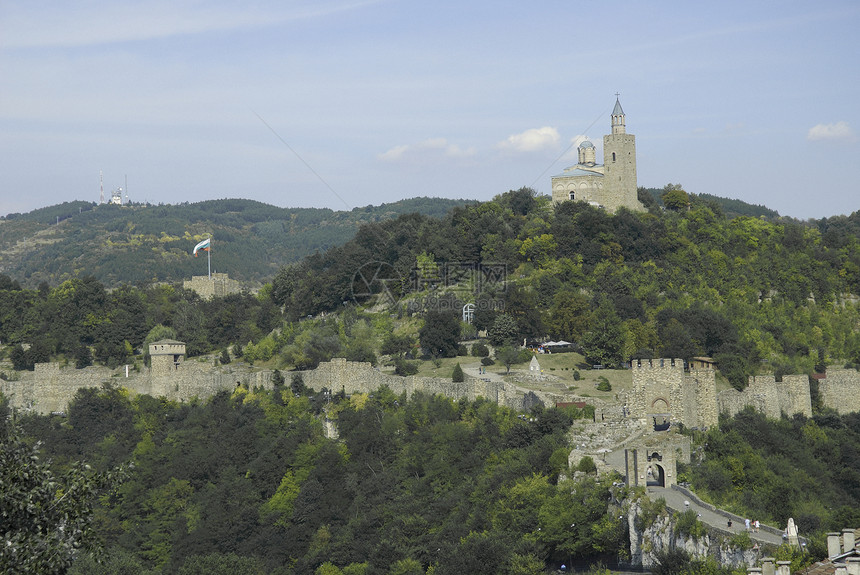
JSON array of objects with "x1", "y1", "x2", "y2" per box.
[{"x1": 745, "y1": 518, "x2": 751, "y2": 531}]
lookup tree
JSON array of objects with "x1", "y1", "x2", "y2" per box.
[
  {"x1": 580, "y1": 298, "x2": 625, "y2": 366},
  {"x1": 471, "y1": 343, "x2": 489, "y2": 357},
  {"x1": 496, "y1": 345, "x2": 522, "y2": 374},
  {"x1": 661, "y1": 184, "x2": 690, "y2": 211},
  {"x1": 419, "y1": 311, "x2": 460, "y2": 358},
  {"x1": 488, "y1": 314, "x2": 518, "y2": 346},
  {"x1": 0, "y1": 424, "x2": 126, "y2": 574},
  {"x1": 452, "y1": 363, "x2": 464, "y2": 382},
  {"x1": 178, "y1": 553, "x2": 266, "y2": 575},
  {"x1": 547, "y1": 291, "x2": 591, "y2": 342},
  {"x1": 10, "y1": 343, "x2": 31, "y2": 371}
]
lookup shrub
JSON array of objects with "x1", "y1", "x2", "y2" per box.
[
  {"x1": 577, "y1": 456, "x2": 597, "y2": 473},
  {"x1": 457, "y1": 344, "x2": 468, "y2": 356},
  {"x1": 728, "y1": 530, "x2": 753, "y2": 550},
  {"x1": 673, "y1": 509, "x2": 707, "y2": 541},
  {"x1": 395, "y1": 358, "x2": 419, "y2": 376},
  {"x1": 596, "y1": 376, "x2": 612, "y2": 391},
  {"x1": 481, "y1": 357, "x2": 495, "y2": 366},
  {"x1": 573, "y1": 370, "x2": 581, "y2": 381},
  {"x1": 471, "y1": 343, "x2": 490, "y2": 357},
  {"x1": 452, "y1": 363, "x2": 464, "y2": 382}
]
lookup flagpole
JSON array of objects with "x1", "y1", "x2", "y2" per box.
[{"x1": 208, "y1": 237, "x2": 211, "y2": 279}]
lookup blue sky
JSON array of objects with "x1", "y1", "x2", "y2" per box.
[{"x1": 1, "y1": 0, "x2": 858, "y2": 219}]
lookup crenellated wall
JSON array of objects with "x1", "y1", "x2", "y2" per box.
[
  {"x1": 628, "y1": 359, "x2": 860, "y2": 428},
  {"x1": 818, "y1": 369, "x2": 860, "y2": 415},
  {"x1": 718, "y1": 375, "x2": 813, "y2": 420},
  {"x1": 1, "y1": 357, "x2": 537, "y2": 415},
  {"x1": 628, "y1": 359, "x2": 718, "y2": 429},
  {"x1": 3, "y1": 353, "x2": 860, "y2": 420}
]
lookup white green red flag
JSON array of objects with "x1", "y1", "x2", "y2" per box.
[{"x1": 193, "y1": 238, "x2": 211, "y2": 257}]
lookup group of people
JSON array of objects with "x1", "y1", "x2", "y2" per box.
[{"x1": 743, "y1": 518, "x2": 761, "y2": 532}]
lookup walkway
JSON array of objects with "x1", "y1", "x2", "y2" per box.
[{"x1": 648, "y1": 486, "x2": 785, "y2": 547}]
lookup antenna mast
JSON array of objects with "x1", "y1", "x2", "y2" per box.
[{"x1": 99, "y1": 171, "x2": 105, "y2": 204}]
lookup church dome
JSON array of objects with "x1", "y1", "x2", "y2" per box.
[{"x1": 578, "y1": 139, "x2": 597, "y2": 165}]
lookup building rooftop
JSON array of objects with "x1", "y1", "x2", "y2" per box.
[{"x1": 553, "y1": 167, "x2": 604, "y2": 178}]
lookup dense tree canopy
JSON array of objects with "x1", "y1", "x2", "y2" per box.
[{"x1": 8, "y1": 385, "x2": 616, "y2": 574}]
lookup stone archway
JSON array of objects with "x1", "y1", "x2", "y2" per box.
[
  {"x1": 624, "y1": 444, "x2": 679, "y2": 488},
  {"x1": 650, "y1": 397, "x2": 669, "y2": 412},
  {"x1": 650, "y1": 398, "x2": 671, "y2": 431},
  {"x1": 646, "y1": 463, "x2": 665, "y2": 487}
]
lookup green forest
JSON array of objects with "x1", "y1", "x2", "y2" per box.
[
  {"x1": 3, "y1": 187, "x2": 860, "y2": 573},
  {"x1": 0, "y1": 197, "x2": 470, "y2": 288},
  {"x1": 3, "y1": 385, "x2": 623, "y2": 575}
]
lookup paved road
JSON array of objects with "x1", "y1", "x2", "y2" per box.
[{"x1": 648, "y1": 486, "x2": 785, "y2": 547}]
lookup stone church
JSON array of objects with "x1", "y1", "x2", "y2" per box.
[{"x1": 551, "y1": 98, "x2": 645, "y2": 213}]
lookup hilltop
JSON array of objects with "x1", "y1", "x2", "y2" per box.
[{"x1": 0, "y1": 197, "x2": 472, "y2": 288}]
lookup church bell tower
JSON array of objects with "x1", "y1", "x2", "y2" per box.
[{"x1": 603, "y1": 96, "x2": 638, "y2": 210}]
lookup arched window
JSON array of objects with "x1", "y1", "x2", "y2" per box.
[{"x1": 569, "y1": 191, "x2": 575, "y2": 200}]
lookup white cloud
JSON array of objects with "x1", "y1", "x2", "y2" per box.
[
  {"x1": 378, "y1": 138, "x2": 475, "y2": 162},
  {"x1": 807, "y1": 121, "x2": 856, "y2": 142},
  {"x1": 497, "y1": 126, "x2": 560, "y2": 153}
]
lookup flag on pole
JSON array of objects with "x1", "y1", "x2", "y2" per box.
[{"x1": 193, "y1": 238, "x2": 211, "y2": 257}]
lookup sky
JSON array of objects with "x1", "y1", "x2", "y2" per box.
[{"x1": 1, "y1": 0, "x2": 859, "y2": 220}]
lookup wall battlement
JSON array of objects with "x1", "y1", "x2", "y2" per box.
[
  {"x1": 1, "y1": 355, "x2": 552, "y2": 415},
  {"x1": 3, "y1": 351, "x2": 860, "y2": 420},
  {"x1": 628, "y1": 359, "x2": 856, "y2": 428}
]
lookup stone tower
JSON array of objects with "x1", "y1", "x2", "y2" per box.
[
  {"x1": 149, "y1": 339, "x2": 185, "y2": 377},
  {"x1": 551, "y1": 97, "x2": 644, "y2": 212},
  {"x1": 602, "y1": 98, "x2": 639, "y2": 211}
]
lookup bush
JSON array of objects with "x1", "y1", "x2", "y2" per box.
[
  {"x1": 596, "y1": 376, "x2": 612, "y2": 391},
  {"x1": 517, "y1": 349, "x2": 533, "y2": 363},
  {"x1": 457, "y1": 344, "x2": 468, "y2": 356},
  {"x1": 573, "y1": 370, "x2": 581, "y2": 381},
  {"x1": 452, "y1": 363, "x2": 464, "y2": 382},
  {"x1": 673, "y1": 509, "x2": 707, "y2": 541},
  {"x1": 395, "y1": 358, "x2": 419, "y2": 376},
  {"x1": 471, "y1": 343, "x2": 489, "y2": 357},
  {"x1": 728, "y1": 530, "x2": 753, "y2": 550},
  {"x1": 481, "y1": 357, "x2": 495, "y2": 366},
  {"x1": 577, "y1": 455, "x2": 597, "y2": 473}
]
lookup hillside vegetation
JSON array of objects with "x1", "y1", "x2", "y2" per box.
[
  {"x1": 0, "y1": 197, "x2": 470, "y2": 288},
  {"x1": 6, "y1": 385, "x2": 624, "y2": 575},
  {"x1": 2, "y1": 187, "x2": 860, "y2": 387},
  {"x1": 4, "y1": 188, "x2": 860, "y2": 574}
]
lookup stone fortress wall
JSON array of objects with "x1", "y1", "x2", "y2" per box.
[
  {"x1": 1, "y1": 343, "x2": 552, "y2": 415},
  {"x1": 624, "y1": 359, "x2": 859, "y2": 427},
  {"x1": 818, "y1": 369, "x2": 860, "y2": 415},
  {"x1": 4, "y1": 346, "x2": 860, "y2": 421},
  {"x1": 627, "y1": 358, "x2": 719, "y2": 429},
  {"x1": 717, "y1": 374, "x2": 813, "y2": 420},
  {"x1": 182, "y1": 273, "x2": 241, "y2": 300}
]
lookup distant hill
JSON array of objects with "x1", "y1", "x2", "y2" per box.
[
  {"x1": 640, "y1": 187, "x2": 781, "y2": 219},
  {"x1": 0, "y1": 197, "x2": 473, "y2": 288}
]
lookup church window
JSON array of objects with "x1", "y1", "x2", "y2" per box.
[{"x1": 569, "y1": 191, "x2": 575, "y2": 200}]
